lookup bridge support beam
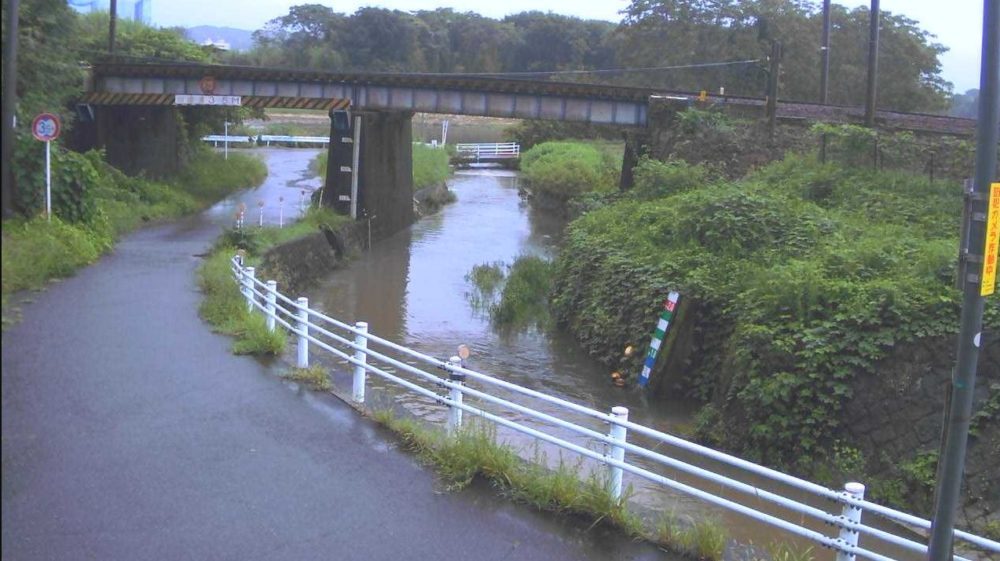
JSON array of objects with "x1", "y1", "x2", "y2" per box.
[
  {"x1": 89, "y1": 105, "x2": 184, "y2": 177},
  {"x1": 322, "y1": 110, "x2": 414, "y2": 239}
]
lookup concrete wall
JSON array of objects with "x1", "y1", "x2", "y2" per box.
[
  {"x1": 844, "y1": 335, "x2": 999, "y2": 532},
  {"x1": 358, "y1": 111, "x2": 415, "y2": 239},
  {"x1": 322, "y1": 110, "x2": 416, "y2": 239},
  {"x1": 90, "y1": 106, "x2": 185, "y2": 177}
]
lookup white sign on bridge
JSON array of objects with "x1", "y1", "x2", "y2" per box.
[{"x1": 174, "y1": 94, "x2": 241, "y2": 106}]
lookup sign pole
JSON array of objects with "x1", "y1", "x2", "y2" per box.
[
  {"x1": 45, "y1": 139, "x2": 51, "y2": 221},
  {"x1": 224, "y1": 120, "x2": 229, "y2": 161}
]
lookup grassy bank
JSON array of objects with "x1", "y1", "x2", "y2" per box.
[
  {"x1": 2, "y1": 149, "x2": 266, "y2": 324},
  {"x1": 371, "y1": 409, "x2": 735, "y2": 561},
  {"x1": 519, "y1": 141, "x2": 621, "y2": 213},
  {"x1": 197, "y1": 207, "x2": 350, "y2": 355},
  {"x1": 552, "y1": 154, "x2": 999, "y2": 473}
]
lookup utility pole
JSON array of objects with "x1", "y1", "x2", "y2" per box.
[
  {"x1": 927, "y1": 0, "x2": 999, "y2": 559},
  {"x1": 819, "y1": 0, "x2": 832, "y2": 162},
  {"x1": 2, "y1": 0, "x2": 19, "y2": 218},
  {"x1": 108, "y1": 0, "x2": 117, "y2": 54},
  {"x1": 864, "y1": 0, "x2": 880, "y2": 127},
  {"x1": 766, "y1": 40, "x2": 782, "y2": 141},
  {"x1": 820, "y1": 0, "x2": 831, "y2": 104}
]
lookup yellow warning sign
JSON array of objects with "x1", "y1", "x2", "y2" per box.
[{"x1": 982, "y1": 183, "x2": 1000, "y2": 296}]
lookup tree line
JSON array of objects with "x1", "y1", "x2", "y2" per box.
[{"x1": 222, "y1": 0, "x2": 953, "y2": 113}]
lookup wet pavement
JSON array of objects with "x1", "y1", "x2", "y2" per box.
[{"x1": 1, "y1": 148, "x2": 677, "y2": 561}]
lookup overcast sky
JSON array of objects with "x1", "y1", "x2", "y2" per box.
[{"x1": 148, "y1": 0, "x2": 987, "y2": 93}]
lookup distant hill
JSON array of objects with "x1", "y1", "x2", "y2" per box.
[{"x1": 185, "y1": 26, "x2": 254, "y2": 51}]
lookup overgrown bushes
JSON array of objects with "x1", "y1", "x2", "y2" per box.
[
  {"x1": 2, "y1": 144, "x2": 267, "y2": 322},
  {"x1": 551, "y1": 154, "x2": 999, "y2": 470},
  {"x1": 520, "y1": 141, "x2": 620, "y2": 207}
]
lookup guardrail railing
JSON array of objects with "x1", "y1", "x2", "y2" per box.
[
  {"x1": 230, "y1": 255, "x2": 999, "y2": 561},
  {"x1": 201, "y1": 134, "x2": 331, "y2": 146},
  {"x1": 454, "y1": 142, "x2": 521, "y2": 160}
]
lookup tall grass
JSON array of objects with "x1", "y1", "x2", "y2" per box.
[
  {"x1": 520, "y1": 141, "x2": 620, "y2": 202},
  {"x1": 2, "y1": 150, "x2": 266, "y2": 325}
]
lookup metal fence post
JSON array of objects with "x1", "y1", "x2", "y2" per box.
[
  {"x1": 835, "y1": 482, "x2": 866, "y2": 561},
  {"x1": 296, "y1": 297, "x2": 309, "y2": 368},
  {"x1": 265, "y1": 280, "x2": 277, "y2": 332},
  {"x1": 243, "y1": 267, "x2": 256, "y2": 312},
  {"x1": 608, "y1": 406, "x2": 629, "y2": 501},
  {"x1": 447, "y1": 356, "x2": 465, "y2": 435},
  {"x1": 352, "y1": 321, "x2": 368, "y2": 403}
]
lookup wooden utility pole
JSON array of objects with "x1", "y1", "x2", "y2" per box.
[
  {"x1": 2, "y1": 0, "x2": 19, "y2": 218},
  {"x1": 766, "y1": 40, "x2": 782, "y2": 141},
  {"x1": 820, "y1": 0, "x2": 831, "y2": 104},
  {"x1": 109, "y1": 0, "x2": 117, "y2": 54},
  {"x1": 864, "y1": 0, "x2": 880, "y2": 126}
]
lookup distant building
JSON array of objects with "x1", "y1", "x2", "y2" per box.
[{"x1": 68, "y1": 0, "x2": 152, "y2": 25}]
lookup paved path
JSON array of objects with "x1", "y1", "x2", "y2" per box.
[{"x1": 2, "y1": 165, "x2": 672, "y2": 560}]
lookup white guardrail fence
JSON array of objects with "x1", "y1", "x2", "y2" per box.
[
  {"x1": 202, "y1": 135, "x2": 331, "y2": 146},
  {"x1": 454, "y1": 142, "x2": 521, "y2": 160},
  {"x1": 231, "y1": 255, "x2": 999, "y2": 561}
]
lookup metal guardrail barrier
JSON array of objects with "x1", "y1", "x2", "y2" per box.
[
  {"x1": 230, "y1": 255, "x2": 999, "y2": 561},
  {"x1": 454, "y1": 142, "x2": 521, "y2": 160},
  {"x1": 201, "y1": 134, "x2": 331, "y2": 146}
]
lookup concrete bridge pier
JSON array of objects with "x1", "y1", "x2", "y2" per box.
[
  {"x1": 322, "y1": 110, "x2": 414, "y2": 239},
  {"x1": 84, "y1": 105, "x2": 185, "y2": 177}
]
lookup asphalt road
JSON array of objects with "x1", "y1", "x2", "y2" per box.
[{"x1": 2, "y1": 151, "x2": 675, "y2": 561}]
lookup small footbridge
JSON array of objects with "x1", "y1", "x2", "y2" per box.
[{"x1": 451, "y1": 142, "x2": 521, "y2": 165}]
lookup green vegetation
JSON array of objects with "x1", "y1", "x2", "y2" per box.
[
  {"x1": 552, "y1": 153, "x2": 1000, "y2": 470},
  {"x1": 229, "y1": 2, "x2": 950, "y2": 112},
  {"x1": 466, "y1": 256, "x2": 554, "y2": 329},
  {"x1": 197, "y1": 207, "x2": 350, "y2": 354},
  {"x1": 283, "y1": 365, "x2": 332, "y2": 391},
  {"x1": 412, "y1": 144, "x2": 451, "y2": 189},
  {"x1": 2, "y1": 149, "x2": 265, "y2": 323},
  {"x1": 370, "y1": 412, "x2": 645, "y2": 536},
  {"x1": 520, "y1": 141, "x2": 620, "y2": 208},
  {"x1": 657, "y1": 514, "x2": 728, "y2": 561}
]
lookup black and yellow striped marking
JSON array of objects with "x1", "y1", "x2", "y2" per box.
[{"x1": 80, "y1": 92, "x2": 351, "y2": 110}]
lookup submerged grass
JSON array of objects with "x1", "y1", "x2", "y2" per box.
[{"x1": 283, "y1": 365, "x2": 331, "y2": 391}]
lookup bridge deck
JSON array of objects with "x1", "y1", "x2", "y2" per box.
[{"x1": 82, "y1": 62, "x2": 976, "y2": 134}]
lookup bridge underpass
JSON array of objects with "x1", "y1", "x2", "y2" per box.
[{"x1": 77, "y1": 61, "x2": 977, "y2": 236}]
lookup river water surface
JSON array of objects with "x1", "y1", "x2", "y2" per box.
[{"x1": 300, "y1": 166, "x2": 934, "y2": 561}]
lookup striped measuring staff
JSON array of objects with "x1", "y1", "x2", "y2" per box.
[{"x1": 638, "y1": 292, "x2": 680, "y2": 388}]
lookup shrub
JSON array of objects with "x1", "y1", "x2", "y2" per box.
[
  {"x1": 631, "y1": 157, "x2": 710, "y2": 200},
  {"x1": 521, "y1": 141, "x2": 618, "y2": 202}
]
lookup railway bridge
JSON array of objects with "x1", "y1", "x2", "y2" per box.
[{"x1": 78, "y1": 61, "x2": 976, "y2": 236}]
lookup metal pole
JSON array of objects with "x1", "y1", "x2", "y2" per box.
[
  {"x1": 864, "y1": 0, "x2": 880, "y2": 127},
  {"x1": 296, "y1": 297, "x2": 309, "y2": 368},
  {"x1": 352, "y1": 321, "x2": 368, "y2": 403},
  {"x1": 447, "y1": 356, "x2": 465, "y2": 435},
  {"x1": 928, "y1": 1, "x2": 1000, "y2": 558},
  {"x1": 350, "y1": 115, "x2": 361, "y2": 220},
  {"x1": 820, "y1": 0, "x2": 831, "y2": 104},
  {"x1": 835, "y1": 483, "x2": 866, "y2": 561},
  {"x1": 108, "y1": 0, "x2": 117, "y2": 54},
  {"x1": 224, "y1": 121, "x2": 229, "y2": 160},
  {"x1": 265, "y1": 280, "x2": 276, "y2": 332},
  {"x1": 766, "y1": 40, "x2": 782, "y2": 141},
  {"x1": 2, "y1": 0, "x2": 19, "y2": 219},
  {"x1": 608, "y1": 406, "x2": 629, "y2": 501},
  {"x1": 45, "y1": 140, "x2": 51, "y2": 221}
]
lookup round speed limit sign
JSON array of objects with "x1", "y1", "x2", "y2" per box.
[{"x1": 32, "y1": 113, "x2": 61, "y2": 142}]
